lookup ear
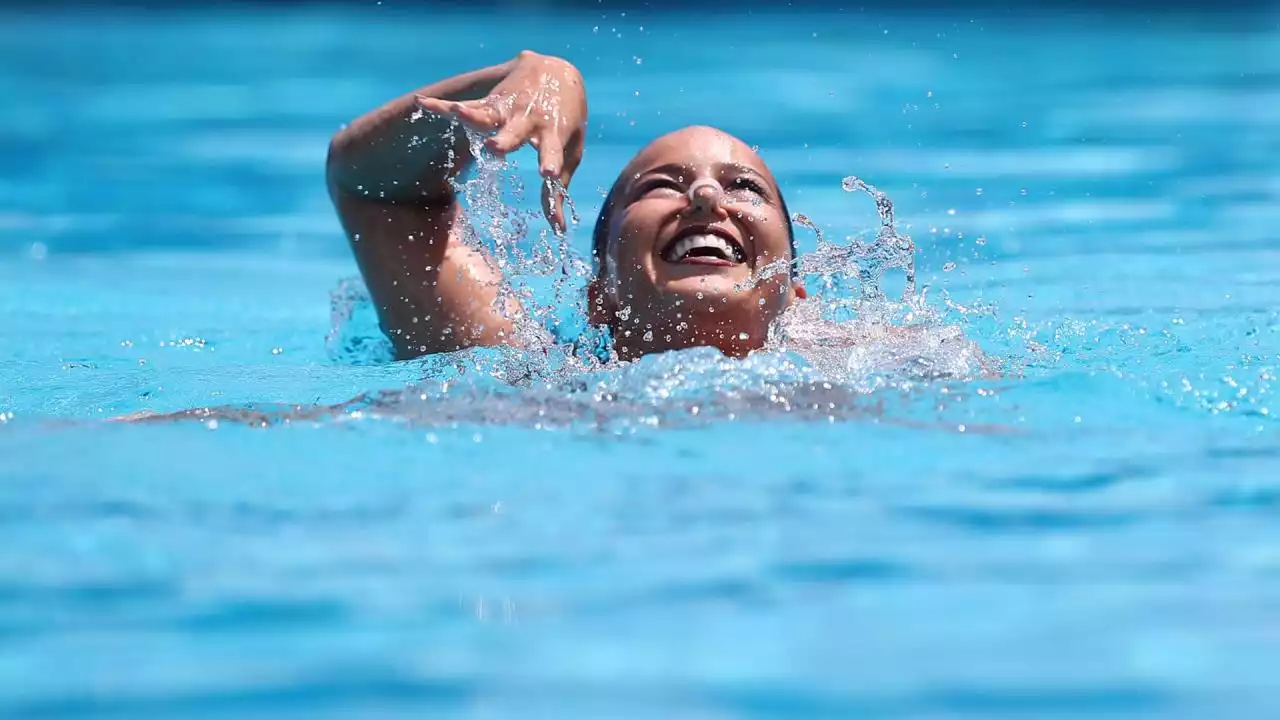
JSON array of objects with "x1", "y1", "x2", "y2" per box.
[{"x1": 587, "y1": 277, "x2": 615, "y2": 326}]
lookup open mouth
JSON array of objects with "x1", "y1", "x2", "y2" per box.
[{"x1": 660, "y1": 228, "x2": 747, "y2": 266}]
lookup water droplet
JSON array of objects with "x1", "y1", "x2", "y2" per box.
[
  {"x1": 946, "y1": 208, "x2": 956, "y2": 216},
  {"x1": 271, "y1": 347, "x2": 284, "y2": 355},
  {"x1": 975, "y1": 188, "x2": 984, "y2": 196},
  {"x1": 943, "y1": 262, "x2": 957, "y2": 272},
  {"x1": 642, "y1": 330, "x2": 653, "y2": 342}
]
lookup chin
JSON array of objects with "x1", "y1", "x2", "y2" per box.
[{"x1": 660, "y1": 272, "x2": 751, "y2": 300}]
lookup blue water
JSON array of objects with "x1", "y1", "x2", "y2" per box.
[{"x1": 3, "y1": 7, "x2": 1280, "y2": 718}]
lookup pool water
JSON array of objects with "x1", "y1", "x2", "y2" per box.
[{"x1": 3, "y1": 7, "x2": 1279, "y2": 718}]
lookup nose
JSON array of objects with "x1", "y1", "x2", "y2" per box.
[{"x1": 686, "y1": 178, "x2": 728, "y2": 219}]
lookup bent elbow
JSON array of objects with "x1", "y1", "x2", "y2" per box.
[{"x1": 325, "y1": 133, "x2": 352, "y2": 194}]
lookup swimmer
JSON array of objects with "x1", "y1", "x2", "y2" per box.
[
  {"x1": 113, "y1": 52, "x2": 996, "y2": 428},
  {"x1": 327, "y1": 50, "x2": 806, "y2": 361}
]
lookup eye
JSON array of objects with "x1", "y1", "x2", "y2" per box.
[
  {"x1": 638, "y1": 177, "x2": 682, "y2": 195},
  {"x1": 729, "y1": 176, "x2": 767, "y2": 195}
]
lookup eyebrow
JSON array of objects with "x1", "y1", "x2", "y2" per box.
[{"x1": 629, "y1": 162, "x2": 771, "y2": 189}]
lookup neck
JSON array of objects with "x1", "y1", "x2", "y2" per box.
[{"x1": 611, "y1": 322, "x2": 764, "y2": 361}]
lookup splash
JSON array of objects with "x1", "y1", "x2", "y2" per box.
[
  {"x1": 326, "y1": 277, "x2": 394, "y2": 365},
  {"x1": 746, "y1": 176, "x2": 989, "y2": 383},
  {"x1": 739, "y1": 176, "x2": 918, "y2": 311},
  {"x1": 446, "y1": 124, "x2": 603, "y2": 371},
  {"x1": 798, "y1": 175, "x2": 920, "y2": 320},
  {"x1": 314, "y1": 159, "x2": 992, "y2": 428},
  {"x1": 123, "y1": 345, "x2": 1012, "y2": 435},
  {"x1": 837, "y1": 175, "x2": 917, "y2": 303}
]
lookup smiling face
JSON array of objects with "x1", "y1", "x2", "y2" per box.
[{"x1": 589, "y1": 126, "x2": 805, "y2": 360}]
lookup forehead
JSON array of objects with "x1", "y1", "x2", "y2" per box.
[{"x1": 622, "y1": 127, "x2": 775, "y2": 183}]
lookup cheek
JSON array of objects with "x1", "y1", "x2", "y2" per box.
[
  {"x1": 746, "y1": 226, "x2": 792, "y2": 261},
  {"x1": 616, "y1": 221, "x2": 667, "y2": 276},
  {"x1": 606, "y1": 249, "x2": 655, "y2": 309},
  {"x1": 734, "y1": 205, "x2": 788, "y2": 251},
  {"x1": 615, "y1": 218, "x2": 658, "y2": 263},
  {"x1": 611, "y1": 246, "x2": 654, "y2": 294}
]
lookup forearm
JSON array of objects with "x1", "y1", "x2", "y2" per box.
[
  {"x1": 325, "y1": 58, "x2": 516, "y2": 202},
  {"x1": 323, "y1": 50, "x2": 584, "y2": 361}
]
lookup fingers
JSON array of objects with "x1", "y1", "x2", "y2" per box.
[
  {"x1": 418, "y1": 94, "x2": 583, "y2": 234},
  {"x1": 416, "y1": 96, "x2": 538, "y2": 161},
  {"x1": 537, "y1": 136, "x2": 565, "y2": 180},
  {"x1": 541, "y1": 177, "x2": 565, "y2": 235},
  {"x1": 485, "y1": 115, "x2": 535, "y2": 154},
  {"x1": 539, "y1": 133, "x2": 582, "y2": 235},
  {"x1": 536, "y1": 131, "x2": 565, "y2": 232},
  {"x1": 413, "y1": 95, "x2": 452, "y2": 114},
  {"x1": 415, "y1": 96, "x2": 501, "y2": 131},
  {"x1": 540, "y1": 129, "x2": 587, "y2": 234}
]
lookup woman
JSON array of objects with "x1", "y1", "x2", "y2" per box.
[
  {"x1": 326, "y1": 50, "x2": 806, "y2": 362},
  {"x1": 115, "y1": 52, "x2": 996, "y2": 427}
]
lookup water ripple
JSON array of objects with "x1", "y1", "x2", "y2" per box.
[
  {"x1": 898, "y1": 505, "x2": 1138, "y2": 531},
  {"x1": 8, "y1": 673, "x2": 478, "y2": 719},
  {"x1": 983, "y1": 464, "x2": 1159, "y2": 493},
  {"x1": 770, "y1": 558, "x2": 912, "y2": 584}
]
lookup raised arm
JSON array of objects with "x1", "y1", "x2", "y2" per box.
[{"x1": 326, "y1": 51, "x2": 586, "y2": 359}]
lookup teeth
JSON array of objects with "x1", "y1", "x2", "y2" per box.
[{"x1": 669, "y1": 234, "x2": 739, "y2": 262}]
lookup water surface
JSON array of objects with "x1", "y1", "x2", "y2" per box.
[{"x1": 2, "y1": 8, "x2": 1279, "y2": 718}]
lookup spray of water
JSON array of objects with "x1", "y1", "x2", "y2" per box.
[
  {"x1": 739, "y1": 176, "x2": 916, "y2": 306},
  {"x1": 309, "y1": 154, "x2": 996, "y2": 429},
  {"x1": 728, "y1": 175, "x2": 992, "y2": 384},
  {"x1": 439, "y1": 125, "x2": 611, "y2": 372}
]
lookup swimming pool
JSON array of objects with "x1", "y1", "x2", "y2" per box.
[{"x1": 2, "y1": 6, "x2": 1279, "y2": 717}]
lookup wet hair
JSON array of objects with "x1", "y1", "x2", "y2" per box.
[{"x1": 590, "y1": 175, "x2": 797, "y2": 278}]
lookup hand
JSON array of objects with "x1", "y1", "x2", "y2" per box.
[{"x1": 416, "y1": 51, "x2": 587, "y2": 234}]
